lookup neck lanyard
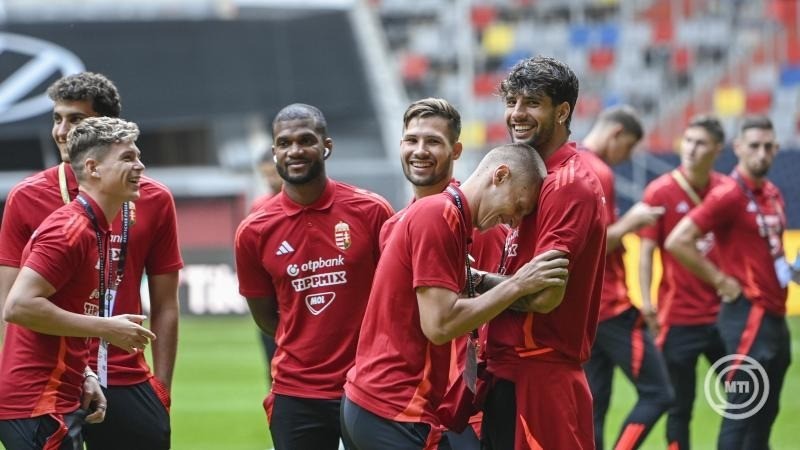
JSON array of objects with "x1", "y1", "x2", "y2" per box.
[
  {"x1": 731, "y1": 171, "x2": 784, "y2": 256},
  {"x1": 445, "y1": 186, "x2": 476, "y2": 299},
  {"x1": 75, "y1": 195, "x2": 130, "y2": 317}
]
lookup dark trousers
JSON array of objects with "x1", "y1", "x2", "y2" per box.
[
  {"x1": 585, "y1": 307, "x2": 674, "y2": 450},
  {"x1": 0, "y1": 409, "x2": 86, "y2": 450},
  {"x1": 716, "y1": 297, "x2": 791, "y2": 450},
  {"x1": 340, "y1": 395, "x2": 431, "y2": 450},
  {"x1": 660, "y1": 323, "x2": 726, "y2": 450},
  {"x1": 269, "y1": 393, "x2": 343, "y2": 450},
  {"x1": 83, "y1": 379, "x2": 170, "y2": 450},
  {"x1": 439, "y1": 427, "x2": 479, "y2": 450}
]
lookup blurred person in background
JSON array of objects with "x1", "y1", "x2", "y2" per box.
[
  {"x1": 667, "y1": 116, "x2": 794, "y2": 449},
  {"x1": 479, "y1": 56, "x2": 605, "y2": 450},
  {"x1": 580, "y1": 105, "x2": 673, "y2": 450},
  {"x1": 0, "y1": 72, "x2": 182, "y2": 450},
  {"x1": 342, "y1": 143, "x2": 568, "y2": 450},
  {"x1": 638, "y1": 115, "x2": 728, "y2": 450},
  {"x1": 379, "y1": 97, "x2": 507, "y2": 450},
  {"x1": 0, "y1": 117, "x2": 156, "y2": 450},
  {"x1": 234, "y1": 103, "x2": 394, "y2": 450}
]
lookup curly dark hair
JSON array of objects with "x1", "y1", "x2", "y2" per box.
[
  {"x1": 499, "y1": 56, "x2": 579, "y2": 132},
  {"x1": 47, "y1": 72, "x2": 121, "y2": 118}
]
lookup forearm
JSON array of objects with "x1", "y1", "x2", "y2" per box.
[
  {"x1": 508, "y1": 283, "x2": 566, "y2": 313},
  {"x1": 426, "y1": 279, "x2": 525, "y2": 345},
  {"x1": 638, "y1": 242, "x2": 656, "y2": 309},
  {"x1": 668, "y1": 241, "x2": 726, "y2": 289},
  {"x1": 147, "y1": 272, "x2": 180, "y2": 387},
  {"x1": 606, "y1": 218, "x2": 636, "y2": 253},
  {"x1": 4, "y1": 296, "x2": 109, "y2": 338},
  {"x1": 149, "y1": 303, "x2": 178, "y2": 389}
]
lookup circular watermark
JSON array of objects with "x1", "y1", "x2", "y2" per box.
[{"x1": 704, "y1": 354, "x2": 769, "y2": 420}]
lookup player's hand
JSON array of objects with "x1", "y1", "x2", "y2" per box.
[
  {"x1": 641, "y1": 305, "x2": 660, "y2": 337},
  {"x1": 512, "y1": 249, "x2": 569, "y2": 294},
  {"x1": 627, "y1": 202, "x2": 666, "y2": 230},
  {"x1": 102, "y1": 314, "x2": 157, "y2": 354},
  {"x1": 82, "y1": 374, "x2": 107, "y2": 424},
  {"x1": 715, "y1": 274, "x2": 742, "y2": 303}
]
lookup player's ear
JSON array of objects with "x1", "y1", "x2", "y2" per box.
[{"x1": 493, "y1": 164, "x2": 511, "y2": 186}]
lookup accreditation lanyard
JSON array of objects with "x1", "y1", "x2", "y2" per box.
[
  {"x1": 75, "y1": 194, "x2": 130, "y2": 387},
  {"x1": 445, "y1": 186, "x2": 478, "y2": 393}
]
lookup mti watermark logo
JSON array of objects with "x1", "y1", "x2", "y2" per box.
[{"x1": 704, "y1": 354, "x2": 769, "y2": 420}]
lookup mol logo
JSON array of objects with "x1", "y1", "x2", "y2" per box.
[
  {"x1": 0, "y1": 32, "x2": 85, "y2": 124},
  {"x1": 704, "y1": 354, "x2": 769, "y2": 420},
  {"x1": 305, "y1": 292, "x2": 336, "y2": 315}
]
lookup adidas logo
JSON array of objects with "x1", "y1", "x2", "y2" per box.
[{"x1": 275, "y1": 241, "x2": 295, "y2": 256}]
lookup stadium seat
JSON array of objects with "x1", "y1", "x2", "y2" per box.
[{"x1": 713, "y1": 85, "x2": 746, "y2": 117}]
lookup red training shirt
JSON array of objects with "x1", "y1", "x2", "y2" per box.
[
  {"x1": 345, "y1": 187, "x2": 473, "y2": 425},
  {"x1": 0, "y1": 195, "x2": 106, "y2": 419},
  {"x1": 639, "y1": 169, "x2": 727, "y2": 326},
  {"x1": 487, "y1": 142, "x2": 606, "y2": 376},
  {"x1": 235, "y1": 179, "x2": 393, "y2": 400},
  {"x1": 688, "y1": 169, "x2": 787, "y2": 316},
  {"x1": 0, "y1": 164, "x2": 184, "y2": 386},
  {"x1": 580, "y1": 148, "x2": 633, "y2": 322}
]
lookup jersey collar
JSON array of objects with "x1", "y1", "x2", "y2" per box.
[
  {"x1": 279, "y1": 178, "x2": 336, "y2": 216},
  {"x1": 544, "y1": 141, "x2": 578, "y2": 172}
]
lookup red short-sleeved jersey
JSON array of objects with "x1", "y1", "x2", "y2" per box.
[
  {"x1": 0, "y1": 195, "x2": 107, "y2": 419},
  {"x1": 486, "y1": 142, "x2": 606, "y2": 372},
  {"x1": 639, "y1": 170, "x2": 727, "y2": 325},
  {"x1": 580, "y1": 149, "x2": 632, "y2": 322},
  {"x1": 688, "y1": 170, "x2": 787, "y2": 316},
  {"x1": 379, "y1": 181, "x2": 507, "y2": 273},
  {"x1": 235, "y1": 179, "x2": 393, "y2": 400},
  {"x1": 344, "y1": 187, "x2": 473, "y2": 425},
  {"x1": 0, "y1": 165, "x2": 184, "y2": 385}
]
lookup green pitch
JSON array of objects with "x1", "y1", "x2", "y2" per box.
[{"x1": 170, "y1": 316, "x2": 800, "y2": 449}]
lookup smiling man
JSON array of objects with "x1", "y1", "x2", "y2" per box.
[
  {"x1": 480, "y1": 56, "x2": 607, "y2": 450},
  {"x1": 234, "y1": 103, "x2": 394, "y2": 450},
  {"x1": 0, "y1": 117, "x2": 157, "y2": 450},
  {"x1": 0, "y1": 72, "x2": 182, "y2": 450}
]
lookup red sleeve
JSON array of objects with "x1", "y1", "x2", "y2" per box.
[
  {"x1": 24, "y1": 221, "x2": 88, "y2": 291},
  {"x1": 638, "y1": 181, "x2": 663, "y2": 241},
  {"x1": 0, "y1": 187, "x2": 34, "y2": 267},
  {"x1": 365, "y1": 197, "x2": 395, "y2": 264},
  {"x1": 408, "y1": 201, "x2": 464, "y2": 293},
  {"x1": 145, "y1": 190, "x2": 184, "y2": 275},
  {"x1": 687, "y1": 181, "x2": 741, "y2": 234},
  {"x1": 470, "y1": 225, "x2": 507, "y2": 272},
  {"x1": 534, "y1": 178, "x2": 603, "y2": 263},
  {"x1": 234, "y1": 215, "x2": 275, "y2": 298}
]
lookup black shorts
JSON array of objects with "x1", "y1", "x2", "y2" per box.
[
  {"x1": 340, "y1": 395, "x2": 432, "y2": 450},
  {"x1": 83, "y1": 378, "x2": 170, "y2": 450},
  {"x1": 0, "y1": 409, "x2": 86, "y2": 450},
  {"x1": 267, "y1": 393, "x2": 343, "y2": 450}
]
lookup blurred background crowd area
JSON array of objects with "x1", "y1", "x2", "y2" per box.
[{"x1": 0, "y1": 0, "x2": 798, "y2": 314}]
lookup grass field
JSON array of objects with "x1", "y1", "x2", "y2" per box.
[{"x1": 168, "y1": 315, "x2": 800, "y2": 450}]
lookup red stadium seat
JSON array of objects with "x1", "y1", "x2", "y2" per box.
[
  {"x1": 471, "y1": 5, "x2": 497, "y2": 31},
  {"x1": 746, "y1": 91, "x2": 773, "y2": 113},
  {"x1": 589, "y1": 48, "x2": 615, "y2": 72},
  {"x1": 486, "y1": 122, "x2": 508, "y2": 144},
  {"x1": 401, "y1": 53, "x2": 429, "y2": 83}
]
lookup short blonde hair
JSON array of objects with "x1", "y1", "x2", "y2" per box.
[{"x1": 68, "y1": 117, "x2": 140, "y2": 180}]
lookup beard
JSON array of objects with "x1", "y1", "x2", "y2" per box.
[
  {"x1": 277, "y1": 158, "x2": 324, "y2": 185},
  {"x1": 402, "y1": 157, "x2": 452, "y2": 188}
]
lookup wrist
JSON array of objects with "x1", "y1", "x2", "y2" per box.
[{"x1": 84, "y1": 369, "x2": 99, "y2": 381}]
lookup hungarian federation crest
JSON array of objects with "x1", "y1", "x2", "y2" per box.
[{"x1": 335, "y1": 221, "x2": 351, "y2": 250}]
